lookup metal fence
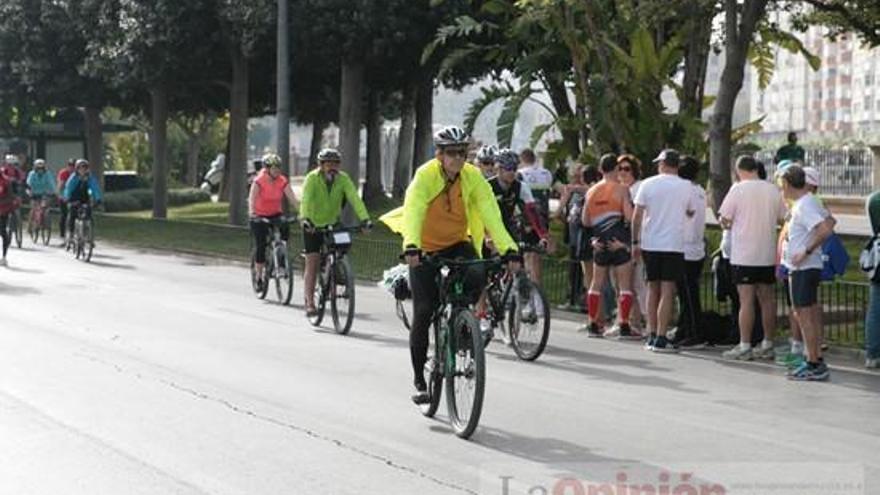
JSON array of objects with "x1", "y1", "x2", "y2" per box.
[
  {"x1": 328, "y1": 236, "x2": 869, "y2": 348},
  {"x1": 755, "y1": 147, "x2": 874, "y2": 197}
]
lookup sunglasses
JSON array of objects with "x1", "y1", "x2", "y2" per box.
[
  {"x1": 618, "y1": 166, "x2": 632, "y2": 172},
  {"x1": 443, "y1": 148, "x2": 467, "y2": 159}
]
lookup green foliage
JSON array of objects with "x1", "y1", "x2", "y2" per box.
[{"x1": 104, "y1": 188, "x2": 210, "y2": 213}]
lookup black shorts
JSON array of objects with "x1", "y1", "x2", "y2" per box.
[
  {"x1": 592, "y1": 219, "x2": 631, "y2": 267},
  {"x1": 732, "y1": 265, "x2": 776, "y2": 285},
  {"x1": 789, "y1": 269, "x2": 821, "y2": 308},
  {"x1": 643, "y1": 250, "x2": 685, "y2": 282},
  {"x1": 303, "y1": 230, "x2": 324, "y2": 254}
]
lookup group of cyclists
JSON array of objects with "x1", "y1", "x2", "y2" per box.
[
  {"x1": 246, "y1": 126, "x2": 559, "y2": 407},
  {"x1": 0, "y1": 154, "x2": 103, "y2": 265}
]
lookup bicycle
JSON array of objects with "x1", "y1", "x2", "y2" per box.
[
  {"x1": 28, "y1": 195, "x2": 53, "y2": 246},
  {"x1": 69, "y1": 202, "x2": 95, "y2": 262},
  {"x1": 306, "y1": 224, "x2": 361, "y2": 335},
  {"x1": 482, "y1": 260, "x2": 551, "y2": 361},
  {"x1": 418, "y1": 255, "x2": 501, "y2": 439},
  {"x1": 250, "y1": 216, "x2": 297, "y2": 305}
]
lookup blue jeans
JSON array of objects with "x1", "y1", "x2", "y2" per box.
[{"x1": 866, "y1": 282, "x2": 880, "y2": 359}]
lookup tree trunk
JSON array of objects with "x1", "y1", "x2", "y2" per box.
[
  {"x1": 83, "y1": 106, "x2": 104, "y2": 188},
  {"x1": 276, "y1": 0, "x2": 291, "y2": 176},
  {"x1": 393, "y1": 83, "x2": 416, "y2": 200},
  {"x1": 412, "y1": 76, "x2": 434, "y2": 170},
  {"x1": 185, "y1": 138, "x2": 201, "y2": 188},
  {"x1": 308, "y1": 119, "x2": 326, "y2": 172},
  {"x1": 681, "y1": 1, "x2": 715, "y2": 119},
  {"x1": 364, "y1": 90, "x2": 384, "y2": 205},
  {"x1": 339, "y1": 57, "x2": 365, "y2": 185},
  {"x1": 151, "y1": 86, "x2": 169, "y2": 219},
  {"x1": 228, "y1": 48, "x2": 250, "y2": 226},
  {"x1": 708, "y1": 0, "x2": 769, "y2": 210},
  {"x1": 544, "y1": 75, "x2": 580, "y2": 159}
]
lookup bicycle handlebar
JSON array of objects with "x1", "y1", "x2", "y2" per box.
[{"x1": 251, "y1": 215, "x2": 298, "y2": 224}]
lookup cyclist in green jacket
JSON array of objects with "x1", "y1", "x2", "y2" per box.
[{"x1": 300, "y1": 148, "x2": 372, "y2": 317}]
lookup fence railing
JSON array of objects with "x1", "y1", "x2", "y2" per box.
[
  {"x1": 318, "y1": 236, "x2": 868, "y2": 348},
  {"x1": 755, "y1": 148, "x2": 874, "y2": 197}
]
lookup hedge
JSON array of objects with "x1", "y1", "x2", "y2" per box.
[{"x1": 104, "y1": 188, "x2": 211, "y2": 212}]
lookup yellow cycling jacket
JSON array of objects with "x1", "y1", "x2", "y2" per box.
[{"x1": 380, "y1": 159, "x2": 517, "y2": 256}]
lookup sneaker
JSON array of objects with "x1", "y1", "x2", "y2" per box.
[
  {"x1": 644, "y1": 334, "x2": 657, "y2": 350},
  {"x1": 480, "y1": 319, "x2": 494, "y2": 345},
  {"x1": 752, "y1": 342, "x2": 776, "y2": 360},
  {"x1": 586, "y1": 322, "x2": 604, "y2": 338},
  {"x1": 603, "y1": 325, "x2": 621, "y2": 339},
  {"x1": 617, "y1": 323, "x2": 641, "y2": 341},
  {"x1": 786, "y1": 360, "x2": 810, "y2": 377},
  {"x1": 776, "y1": 352, "x2": 805, "y2": 369},
  {"x1": 722, "y1": 344, "x2": 753, "y2": 361},
  {"x1": 411, "y1": 381, "x2": 430, "y2": 405},
  {"x1": 651, "y1": 335, "x2": 679, "y2": 353},
  {"x1": 788, "y1": 362, "x2": 830, "y2": 381},
  {"x1": 866, "y1": 358, "x2": 879, "y2": 369}
]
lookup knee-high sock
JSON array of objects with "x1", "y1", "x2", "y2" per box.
[
  {"x1": 619, "y1": 291, "x2": 634, "y2": 323},
  {"x1": 587, "y1": 291, "x2": 601, "y2": 322}
]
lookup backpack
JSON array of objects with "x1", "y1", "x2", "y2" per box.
[{"x1": 859, "y1": 234, "x2": 880, "y2": 283}]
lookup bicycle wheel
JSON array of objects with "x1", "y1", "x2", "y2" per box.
[
  {"x1": 420, "y1": 320, "x2": 444, "y2": 418},
  {"x1": 445, "y1": 309, "x2": 485, "y2": 439},
  {"x1": 396, "y1": 299, "x2": 411, "y2": 331},
  {"x1": 330, "y1": 257, "x2": 355, "y2": 335},
  {"x1": 83, "y1": 221, "x2": 94, "y2": 262},
  {"x1": 274, "y1": 251, "x2": 294, "y2": 306},
  {"x1": 508, "y1": 277, "x2": 550, "y2": 361},
  {"x1": 29, "y1": 214, "x2": 38, "y2": 244},
  {"x1": 13, "y1": 211, "x2": 22, "y2": 248},
  {"x1": 308, "y1": 263, "x2": 327, "y2": 326},
  {"x1": 41, "y1": 220, "x2": 51, "y2": 246}
]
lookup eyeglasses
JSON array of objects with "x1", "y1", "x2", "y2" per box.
[{"x1": 443, "y1": 149, "x2": 467, "y2": 159}]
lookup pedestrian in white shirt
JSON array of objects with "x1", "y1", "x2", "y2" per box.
[
  {"x1": 718, "y1": 156, "x2": 787, "y2": 361},
  {"x1": 780, "y1": 165, "x2": 835, "y2": 381},
  {"x1": 675, "y1": 156, "x2": 707, "y2": 347},
  {"x1": 632, "y1": 149, "x2": 696, "y2": 353}
]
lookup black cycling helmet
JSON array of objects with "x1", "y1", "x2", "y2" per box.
[
  {"x1": 433, "y1": 125, "x2": 470, "y2": 148},
  {"x1": 475, "y1": 144, "x2": 498, "y2": 163},
  {"x1": 495, "y1": 148, "x2": 520, "y2": 170},
  {"x1": 317, "y1": 148, "x2": 342, "y2": 163}
]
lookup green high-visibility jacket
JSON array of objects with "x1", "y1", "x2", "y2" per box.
[{"x1": 300, "y1": 168, "x2": 369, "y2": 227}]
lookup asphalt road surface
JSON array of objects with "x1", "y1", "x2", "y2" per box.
[{"x1": 1, "y1": 242, "x2": 878, "y2": 495}]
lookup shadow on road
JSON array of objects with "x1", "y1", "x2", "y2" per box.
[
  {"x1": 88, "y1": 260, "x2": 136, "y2": 270},
  {"x1": 0, "y1": 282, "x2": 41, "y2": 296},
  {"x1": 489, "y1": 348, "x2": 704, "y2": 395},
  {"x1": 90, "y1": 253, "x2": 125, "y2": 261},
  {"x1": 4, "y1": 265, "x2": 44, "y2": 274}
]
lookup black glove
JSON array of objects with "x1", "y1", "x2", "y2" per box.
[
  {"x1": 403, "y1": 245, "x2": 422, "y2": 259},
  {"x1": 301, "y1": 218, "x2": 315, "y2": 232},
  {"x1": 362, "y1": 219, "x2": 373, "y2": 231}
]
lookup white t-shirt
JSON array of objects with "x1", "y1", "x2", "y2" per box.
[
  {"x1": 783, "y1": 193, "x2": 828, "y2": 271},
  {"x1": 684, "y1": 183, "x2": 707, "y2": 261},
  {"x1": 633, "y1": 173, "x2": 695, "y2": 253},
  {"x1": 718, "y1": 179, "x2": 787, "y2": 267}
]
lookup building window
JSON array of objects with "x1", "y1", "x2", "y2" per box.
[
  {"x1": 867, "y1": 74, "x2": 874, "y2": 86},
  {"x1": 866, "y1": 97, "x2": 873, "y2": 110}
]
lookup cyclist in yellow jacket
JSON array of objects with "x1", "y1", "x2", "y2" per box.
[{"x1": 399, "y1": 125, "x2": 521, "y2": 404}]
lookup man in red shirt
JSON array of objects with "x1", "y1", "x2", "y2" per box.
[{"x1": 56, "y1": 158, "x2": 76, "y2": 245}]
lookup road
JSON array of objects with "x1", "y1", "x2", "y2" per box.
[{"x1": 1, "y1": 242, "x2": 878, "y2": 495}]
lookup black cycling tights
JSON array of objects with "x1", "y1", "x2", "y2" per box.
[
  {"x1": 408, "y1": 242, "x2": 486, "y2": 384},
  {"x1": 249, "y1": 216, "x2": 289, "y2": 264},
  {"x1": 0, "y1": 214, "x2": 9, "y2": 257}
]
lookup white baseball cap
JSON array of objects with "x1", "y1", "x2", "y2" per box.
[{"x1": 803, "y1": 166, "x2": 820, "y2": 187}]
